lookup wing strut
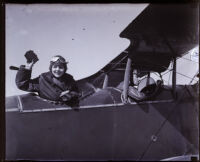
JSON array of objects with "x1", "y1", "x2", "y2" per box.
[
  {"x1": 172, "y1": 57, "x2": 177, "y2": 99},
  {"x1": 123, "y1": 57, "x2": 132, "y2": 103}
]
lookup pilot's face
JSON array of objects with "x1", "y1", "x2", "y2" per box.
[{"x1": 51, "y1": 64, "x2": 65, "y2": 78}]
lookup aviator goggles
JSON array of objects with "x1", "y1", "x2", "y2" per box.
[{"x1": 50, "y1": 56, "x2": 68, "y2": 64}]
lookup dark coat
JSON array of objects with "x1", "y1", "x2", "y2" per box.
[{"x1": 15, "y1": 65, "x2": 79, "y2": 105}]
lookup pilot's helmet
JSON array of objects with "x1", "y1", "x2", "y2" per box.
[
  {"x1": 49, "y1": 55, "x2": 68, "y2": 73},
  {"x1": 138, "y1": 77, "x2": 156, "y2": 93}
]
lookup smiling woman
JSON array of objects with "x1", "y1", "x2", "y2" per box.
[
  {"x1": 15, "y1": 53, "x2": 80, "y2": 106},
  {"x1": 49, "y1": 55, "x2": 68, "y2": 78}
]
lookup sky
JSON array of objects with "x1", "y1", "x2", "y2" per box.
[{"x1": 5, "y1": 3, "x2": 199, "y2": 97}]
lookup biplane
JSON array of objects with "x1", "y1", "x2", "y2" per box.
[{"x1": 6, "y1": 3, "x2": 199, "y2": 161}]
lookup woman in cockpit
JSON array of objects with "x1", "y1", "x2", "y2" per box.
[{"x1": 15, "y1": 51, "x2": 80, "y2": 106}]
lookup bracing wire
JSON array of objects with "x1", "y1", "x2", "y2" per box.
[
  {"x1": 152, "y1": 72, "x2": 169, "y2": 84},
  {"x1": 161, "y1": 69, "x2": 173, "y2": 76},
  {"x1": 189, "y1": 70, "x2": 199, "y2": 84}
]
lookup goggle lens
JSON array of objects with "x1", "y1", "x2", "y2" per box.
[{"x1": 51, "y1": 56, "x2": 67, "y2": 63}]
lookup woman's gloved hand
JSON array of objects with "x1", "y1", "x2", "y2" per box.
[
  {"x1": 60, "y1": 90, "x2": 81, "y2": 102},
  {"x1": 60, "y1": 90, "x2": 72, "y2": 101}
]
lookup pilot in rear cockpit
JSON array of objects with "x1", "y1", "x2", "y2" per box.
[
  {"x1": 15, "y1": 50, "x2": 80, "y2": 106},
  {"x1": 117, "y1": 68, "x2": 160, "y2": 102},
  {"x1": 128, "y1": 69, "x2": 161, "y2": 101}
]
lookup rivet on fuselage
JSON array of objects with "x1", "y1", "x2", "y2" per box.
[{"x1": 151, "y1": 135, "x2": 157, "y2": 142}]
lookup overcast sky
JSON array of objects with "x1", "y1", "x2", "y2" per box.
[{"x1": 6, "y1": 3, "x2": 198, "y2": 97}]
